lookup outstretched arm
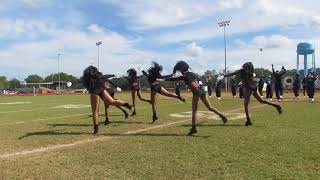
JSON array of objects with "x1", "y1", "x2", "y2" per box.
[
  {"x1": 164, "y1": 76, "x2": 184, "y2": 82},
  {"x1": 280, "y1": 66, "x2": 286, "y2": 75},
  {"x1": 160, "y1": 74, "x2": 173, "y2": 79},
  {"x1": 142, "y1": 70, "x2": 149, "y2": 77},
  {"x1": 272, "y1": 64, "x2": 275, "y2": 74},
  {"x1": 97, "y1": 74, "x2": 115, "y2": 83},
  {"x1": 224, "y1": 70, "x2": 241, "y2": 77}
]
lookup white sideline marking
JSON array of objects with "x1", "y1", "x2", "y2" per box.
[
  {"x1": 0, "y1": 105, "x2": 266, "y2": 158},
  {"x1": 0, "y1": 102, "x2": 31, "y2": 105}
]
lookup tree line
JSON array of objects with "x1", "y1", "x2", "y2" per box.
[{"x1": 1, "y1": 68, "x2": 319, "y2": 90}]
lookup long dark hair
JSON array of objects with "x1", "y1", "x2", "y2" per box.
[
  {"x1": 173, "y1": 60, "x2": 190, "y2": 74},
  {"x1": 81, "y1": 66, "x2": 102, "y2": 89},
  {"x1": 148, "y1": 61, "x2": 163, "y2": 76},
  {"x1": 127, "y1": 68, "x2": 137, "y2": 79}
]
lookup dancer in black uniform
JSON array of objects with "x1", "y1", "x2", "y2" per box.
[
  {"x1": 215, "y1": 79, "x2": 222, "y2": 100},
  {"x1": 293, "y1": 73, "x2": 301, "y2": 98},
  {"x1": 265, "y1": 76, "x2": 273, "y2": 100},
  {"x1": 224, "y1": 62, "x2": 282, "y2": 126},
  {"x1": 272, "y1": 64, "x2": 286, "y2": 101},
  {"x1": 306, "y1": 72, "x2": 318, "y2": 102},
  {"x1": 164, "y1": 61, "x2": 227, "y2": 135},
  {"x1": 141, "y1": 62, "x2": 185, "y2": 122},
  {"x1": 231, "y1": 77, "x2": 237, "y2": 98},
  {"x1": 258, "y1": 75, "x2": 265, "y2": 96},
  {"x1": 82, "y1": 66, "x2": 133, "y2": 134},
  {"x1": 103, "y1": 80, "x2": 129, "y2": 125},
  {"x1": 174, "y1": 81, "x2": 181, "y2": 97},
  {"x1": 125, "y1": 68, "x2": 151, "y2": 116}
]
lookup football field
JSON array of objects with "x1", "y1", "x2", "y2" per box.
[{"x1": 0, "y1": 92, "x2": 319, "y2": 179}]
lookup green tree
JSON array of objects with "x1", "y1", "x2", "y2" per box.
[
  {"x1": 0, "y1": 76, "x2": 9, "y2": 89},
  {"x1": 25, "y1": 74, "x2": 43, "y2": 83},
  {"x1": 43, "y1": 73, "x2": 79, "y2": 84},
  {"x1": 9, "y1": 78, "x2": 21, "y2": 90}
]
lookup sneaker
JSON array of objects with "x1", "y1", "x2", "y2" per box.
[
  {"x1": 178, "y1": 96, "x2": 186, "y2": 102},
  {"x1": 93, "y1": 124, "x2": 99, "y2": 134},
  {"x1": 311, "y1": 98, "x2": 315, "y2": 102},
  {"x1": 131, "y1": 110, "x2": 136, "y2": 116},
  {"x1": 187, "y1": 127, "x2": 198, "y2": 136}
]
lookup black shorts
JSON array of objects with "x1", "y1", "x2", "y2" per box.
[
  {"x1": 106, "y1": 88, "x2": 115, "y2": 98},
  {"x1": 192, "y1": 87, "x2": 206, "y2": 97},
  {"x1": 151, "y1": 84, "x2": 162, "y2": 93},
  {"x1": 88, "y1": 87, "x2": 104, "y2": 96}
]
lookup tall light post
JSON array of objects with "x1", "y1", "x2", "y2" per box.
[
  {"x1": 259, "y1": 48, "x2": 264, "y2": 76},
  {"x1": 218, "y1": 20, "x2": 230, "y2": 92},
  {"x1": 96, "y1": 41, "x2": 102, "y2": 70},
  {"x1": 58, "y1": 53, "x2": 61, "y2": 92}
]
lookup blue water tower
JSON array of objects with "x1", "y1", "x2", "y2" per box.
[{"x1": 296, "y1": 42, "x2": 316, "y2": 76}]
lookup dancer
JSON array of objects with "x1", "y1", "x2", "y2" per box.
[
  {"x1": 215, "y1": 79, "x2": 222, "y2": 100},
  {"x1": 141, "y1": 62, "x2": 185, "y2": 122},
  {"x1": 103, "y1": 80, "x2": 129, "y2": 125},
  {"x1": 174, "y1": 81, "x2": 181, "y2": 97},
  {"x1": 224, "y1": 62, "x2": 282, "y2": 126},
  {"x1": 205, "y1": 77, "x2": 213, "y2": 98},
  {"x1": 266, "y1": 75, "x2": 273, "y2": 101},
  {"x1": 231, "y1": 77, "x2": 237, "y2": 98},
  {"x1": 306, "y1": 72, "x2": 318, "y2": 102},
  {"x1": 293, "y1": 73, "x2": 301, "y2": 98},
  {"x1": 258, "y1": 75, "x2": 265, "y2": 96},
  {"x1": 272, "y1": 64, "x2": 286, "y2": 101},
  {"x1": 302, "y1": 77, "x2": 307, "y2": 97},
  {"x1": 82, "y1": 66, "x2": 133, "y2": 134},
  {"x1": 239, "y1": 82, "x2": 244, "y2": 99},
  {"x1": 164, "y1": 61, "x2": 227, "y2": 135},
  {"x1": 125, "y1": 68, "x2": 151, "y2": 116}
]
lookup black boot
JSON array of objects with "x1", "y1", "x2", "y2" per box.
[
  {"x1": 245, "y1": 117, "x2": 252, "y2": 126},
  {"x1": 275, "y1": 105, "x2": 282, "y2": 114},
  {"x1": 104, "y1": 118, "x2": 110, "y2": 126},
  {"x1": 93, "y1": 124, "x2": 99, "y2": 134},
  {"x1": 152, "y1": 114, "x2": 158, "y2": 123},
  {"x1": 219, "y1": 114, "x2": 228, "y2": 124},
  {"x1": 178, "y1": 96, "x2": 186, "y2": 102},
  {"x1": 131, "y1": 109, "x2": 136, "y2": 116},
  {"x1": 122, "y1": 103, "x2": 134, "y2": 111},
  {"x1": 123, "y1": 110, "x2": 129, "y2": 119},
  {"x1": 187, "y1": 127, "x2": 197, "y2": 136}
]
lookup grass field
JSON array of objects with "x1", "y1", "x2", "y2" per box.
[{"x1": 0, "y1": 92, "x2": 319, "y2": 179}]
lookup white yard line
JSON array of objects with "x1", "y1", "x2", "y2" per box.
[{"x1": 0, "y1": 105, "x2": 266, "y2": 159}]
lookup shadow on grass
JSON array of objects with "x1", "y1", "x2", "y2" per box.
[
  {"x1": 48, "y1": 120, "x2": 146, "y2": 128},
  {"x1": 179, "y1": 124, "x2": 265, "y2": 128},
  {"x1": 19, "y1": 130, "x2": 209, "y2": 139}
]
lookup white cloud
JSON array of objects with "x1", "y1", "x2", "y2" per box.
[
  {"x1": 185, "y1": 42, "x2": 204, "y2": 57},
  {"x1": 251, "y1": 35, "x2": 294, "y2": 48}
]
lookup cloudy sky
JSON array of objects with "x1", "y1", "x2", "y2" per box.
[{"x1": 0, "y1": 0, "x2": 319, "y2": 79}]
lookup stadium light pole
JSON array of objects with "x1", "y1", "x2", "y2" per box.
[
  {"x1": 96, "y1": 41, "x2": 102, "y2": 70},
  {"x1": 218, "y1": 20, "x2": 230, "y2": 92},
  {"x1": 58, "y1": 53, "x2": 61, "y2": 92},
  {"x1": 259, "y1": 48, "x2": 264, "y2": 76}
]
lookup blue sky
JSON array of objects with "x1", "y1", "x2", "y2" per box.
[{"x1": 0, "y1": 0, "x2": 320, "y2": 80}]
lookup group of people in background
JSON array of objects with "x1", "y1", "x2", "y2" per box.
[{"x1": 81, "y1": 61, "x2": 289, "y2": 135}]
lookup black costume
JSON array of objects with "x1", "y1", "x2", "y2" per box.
[
  {"x1": 293, "y1": 74, "x2": 301, "y2": 97},
  {"x1": 82, "y1": 66, "x2": 115, "y2": 96},
  {"x1": 266, "y1": 76, "x2": 273, "y2": 99},
  {"x1": 126, "y1": 69, "x2": 141, "y2": 91},
  {"x1": 231, "y1": 78, "x2": 237, "y2": 97},
  {"x1": 206, "y1": 79, "x2": 213, "y2": 97},
  {"x1": 306, "y1": 74, "x2": 317, "y2": 99},
  {"x1": 142, "y1": 65, "x2": 172, "y2": 93},
  {"x1": 215, "y1": 80, "x2": 222, "y2": 98},
  {"x1": 175, "y1": 81, "x2": 181, "y2": 97},
  {"x1": 239, "y1": 84, "x2": 244, "y2": 99},
  {"x1": 272, "y1": 66, "x2": 286, "y2": 100},
  {"x1": 224, "y1": 62, "x2": 258, "y2": 91},
  {"x1": 258, "y1": 75, "x2": 265, "y2": 96}
]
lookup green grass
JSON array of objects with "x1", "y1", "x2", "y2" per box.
[{"x1": 0, "y1": 92, "x2": 319, "y2": 179}]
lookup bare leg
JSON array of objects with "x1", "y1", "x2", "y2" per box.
[
  {"x1": 253, "y1": 90, "x2": 282, "y2": 114},
  {"x1": 243, "y1": 88, "x2": 252, "y2": 126},
  {"x1": 100, "y1": 90, "x2": 133, "y2": 111},
  {"x1": 188, "y1": 95, "x2": 199, "y2": 135},
  {"x1": 159, "y1": 87, "x2": 185, "y2": 102},
  {"x1": 90, "y1": 94, "x2": 100, "y2": 134},
  {"x1": 137, "y1": 90, "x2": 151, "y2": 103},
  {"x1": 151, "y1": 91, "x2": 158, "y2": 122},
  {"x1": 131, "y1": 91, "x2": 137, "y2": 116},
  {"x1": 200, "y1": 95, "x2": 227, "y2": 123}
]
